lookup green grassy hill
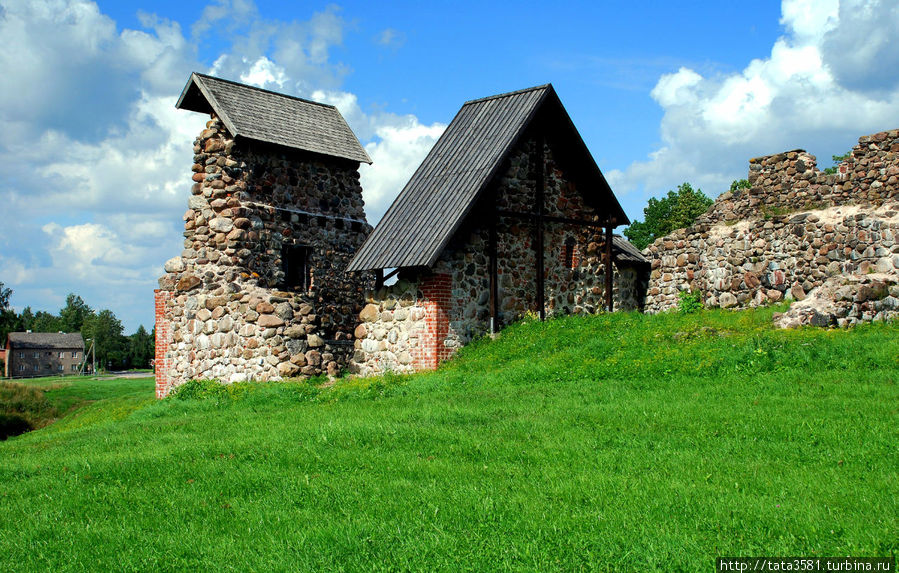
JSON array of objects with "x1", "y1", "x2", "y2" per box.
[{"x1": 0, "y1": 308, "x2": 896, "y2": 571}]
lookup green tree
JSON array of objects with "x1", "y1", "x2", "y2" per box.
[
  {"x1": 30, "y1": 311, "x2": 63, "y2": 333},
  {"x1": 0, "y1": 282, "x2": 21, "y2": 350},
  {"x1": 824, "y1": 151, "x2": 852, "y2": 175},
  {"x1": 126, "y1": 325, "x2": 154, "y2": 369},
  {"x1": 623, "y1": 183, "x2": 714, "y2": 250},
  {"x1": 82, "y1": 309, "x2": 125, "y2": 371},
  {"x1": 18, "y1": 307, "x2": 34, "y2": 330},
  {"x1": 729, "y1": 179, "x2": 751, "y2": 192},
  {"x1": 59, "y1": 294, "x2": 93, "y2": 333}
]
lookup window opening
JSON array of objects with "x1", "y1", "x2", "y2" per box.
[
  {"x1": 282, "y1": 244, "x2": 312, "y2": 291},
  {"x1": 564, "y1": 237, "x2": 576, "y2": 269}
]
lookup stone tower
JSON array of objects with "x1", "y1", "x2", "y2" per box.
[{"x1": 154, "y1": 73, "x2": 373, "y2": 398}]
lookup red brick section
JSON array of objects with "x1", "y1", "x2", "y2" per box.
[
  {"x1": 413, "y1": 273, "x2": 452, "y2": 371},
  {"x1": 154, "y1": 289, "x2": 174, "y2": 398},
  {"x1": 558, "y1": 240, "x2": 580, "y2": 269}
]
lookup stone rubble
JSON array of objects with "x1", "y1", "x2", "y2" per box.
[{"x1": 773, "y1": 274, "x2": 899, "y2": 328}]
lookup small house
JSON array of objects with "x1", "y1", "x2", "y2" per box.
[{"x1": 154, "y1": 78, "x2": 648, "y2": 395}]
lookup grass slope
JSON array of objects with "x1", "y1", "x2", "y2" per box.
[
  {"x1": 0, "y1": 309, "x2": 896, "y2": 571},
  {"x1": 0, "y1": 376, "x2": 153, "y2": 439}
]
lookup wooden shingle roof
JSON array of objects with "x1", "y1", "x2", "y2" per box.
[
  {"x1": 612, "y1": 235, "x2": 650, "y2": 266},
  {"x1": 176, "y1": 73, "x2": 371, "y2": 164},
  {"x1": 7, "y1": 332, "x2": 84, "y2": 350},
  {"x1": 347, "y1": 84, "x2": 627, "y2": 271}
]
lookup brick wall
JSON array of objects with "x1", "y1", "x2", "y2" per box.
[
  {"x1": 154, "y1": 289, "x2": 173, "y2": 398},
  {"x1": 413, "y1": 273, "x2": 452, "y2": 370}
]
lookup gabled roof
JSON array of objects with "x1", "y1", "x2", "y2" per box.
[
  {"x1": 347, "y1": 84, "x2": 627, "y2": 272},
  {"x1": 176, "y1": 72, "x2": 371, "y2": 164},
  {"x1": 7, "y1": 332, "x2": 84, "y2": 350}
]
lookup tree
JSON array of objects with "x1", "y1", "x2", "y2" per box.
[
  {"x1": 59, "y1": 294, "x2": 93, "y2": 333},
  {"x1": 18, "y1": 307, "x2": 34, "y2": 331},
  {"x1": 126, "y1": 325, "x2": 154, "y2": 370},
  {"x1": 623, "y1": 183, "x2": 714, "y2": 250},
  {"x1": 729, "y1": 179, "x2": 751, "y2": 192},
  {"x1": 0, "y1": 282, "x2": 21, "y2": 349},
  {"x1": 82, "y1": 309, "x2": 125, "y2": 371},
  {"x1": 824, "y1": 151, "x2": 852, "y2": 175},
  {"x1": 30, "y1": 311, "x2": 63, "y2": 333}
]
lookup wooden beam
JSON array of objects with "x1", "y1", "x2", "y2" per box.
[
  {"x1": 496, "y1": 209, "x2": 608, "y2": 228},
  {"x1": 489, "y1": 191, "x2": 499, "y2": 334},
  {"x1": 605, "y1": 217, "x2": 613, "y2": 313},
  {"x1": 535, "y1": 136, "x2": 545, "y2": 321}
]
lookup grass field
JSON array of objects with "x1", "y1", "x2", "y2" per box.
[
  {"x1": 0, "y1": 308, "x2": 896, "y2": 571},
  {"x1": 0, "y1": 375, "x2": 153, "y2": 439}
]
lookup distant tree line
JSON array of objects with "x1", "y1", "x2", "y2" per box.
[{"x1": 0, "y1": 283, "x2": 153, "y2": 372}]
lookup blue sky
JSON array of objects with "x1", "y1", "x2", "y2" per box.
[{"x1": 1, "y1": 0, "x2": 898, "y2": 332}]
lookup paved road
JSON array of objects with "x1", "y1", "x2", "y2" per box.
[{"x1": 97, "y1": 371, "x2": 154, "y2": 379}]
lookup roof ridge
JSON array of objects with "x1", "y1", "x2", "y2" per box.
[
  {"x1": 192, "y1": 72, "x2": 338, "y2": 111},
  {"x1": 463, "y1": 84, "x2": 553, "y2": 106}
]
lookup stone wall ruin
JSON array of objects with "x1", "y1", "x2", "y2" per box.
[{"x1": 644, "y1": 128, "x2": 899, "y2": 320}]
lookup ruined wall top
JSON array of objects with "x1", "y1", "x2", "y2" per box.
[
  {"x1": 641, "y1": 127, "x2": 899, "y2": 317},
  {"x1": 697, "y1": 128, "x2": 899, "y2": 226}
]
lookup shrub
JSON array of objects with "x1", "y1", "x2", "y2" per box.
[{"x1": 678, "y1": 290, "x2": 704, "y2": 314}]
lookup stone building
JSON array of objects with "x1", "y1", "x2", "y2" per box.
[
  {"x1": 643, "y1": 128, "x2": 899, "y2": 326},
  {"x1": 347, "y1": 85, "x2": 649, "y2": 376},
  {"x1": 5, "y1": 332, "x2": 84, "y2": 379},
  {"x1": 155, "y1": 78, "x2": 647, "y2": 394},
  {"x1": 154, "y1": 73, "x2": 374, "y2": 398}
]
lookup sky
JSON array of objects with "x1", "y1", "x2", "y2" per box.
[{"x1": 1, "y1": 0, "x2": 898, "y2": 332}]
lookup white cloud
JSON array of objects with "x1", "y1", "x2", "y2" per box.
[
  {"x1": 610, "y1": 0, "x2": 899, "y2": 210},
  {"x1": 238, "y1": 56, "x2": 288, "y2": 88},
  {"x1": 0, "y1": 0, "x2": 440, "y2": 331},
  {"x1": 360, "y1": 122, "x2": 445, "y2": 222},
  {"x1": 308, "y1": 88, "x2": 445, "y2": 222},
  {"x1": 820, "y1": 0, "x2": 899, "y2": 92},
  {"x1": 204, "y1": 3, "x2": 348, "y2": 93},
  {"x1": 376, "y1": 28, "x2": 405, "y2": 49}
]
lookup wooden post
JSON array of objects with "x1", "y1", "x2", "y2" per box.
[
  {"x1": 605, "y1": 217, "x2": 613, "y2": 313},
  {"x1": 489, "y1": 194, "x2": 499, "y2": 334},
  {"x1": 535, "y1": 136, "x2": 545, "y2": 320}
]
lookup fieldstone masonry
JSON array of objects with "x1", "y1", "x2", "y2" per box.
[
  {"x1": 644, "y1": 128, "x2": 899, "y2": 318},
  {"x1": 155, "y1": 116, "x2": 374, "y2": 397},
  {"x1": 352, "y1": 136, "x2": 648, "y2": 376}
]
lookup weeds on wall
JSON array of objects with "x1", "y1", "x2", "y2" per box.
[{"x1": 677, "y1": 290, "x2": 704, "y2": 314}]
